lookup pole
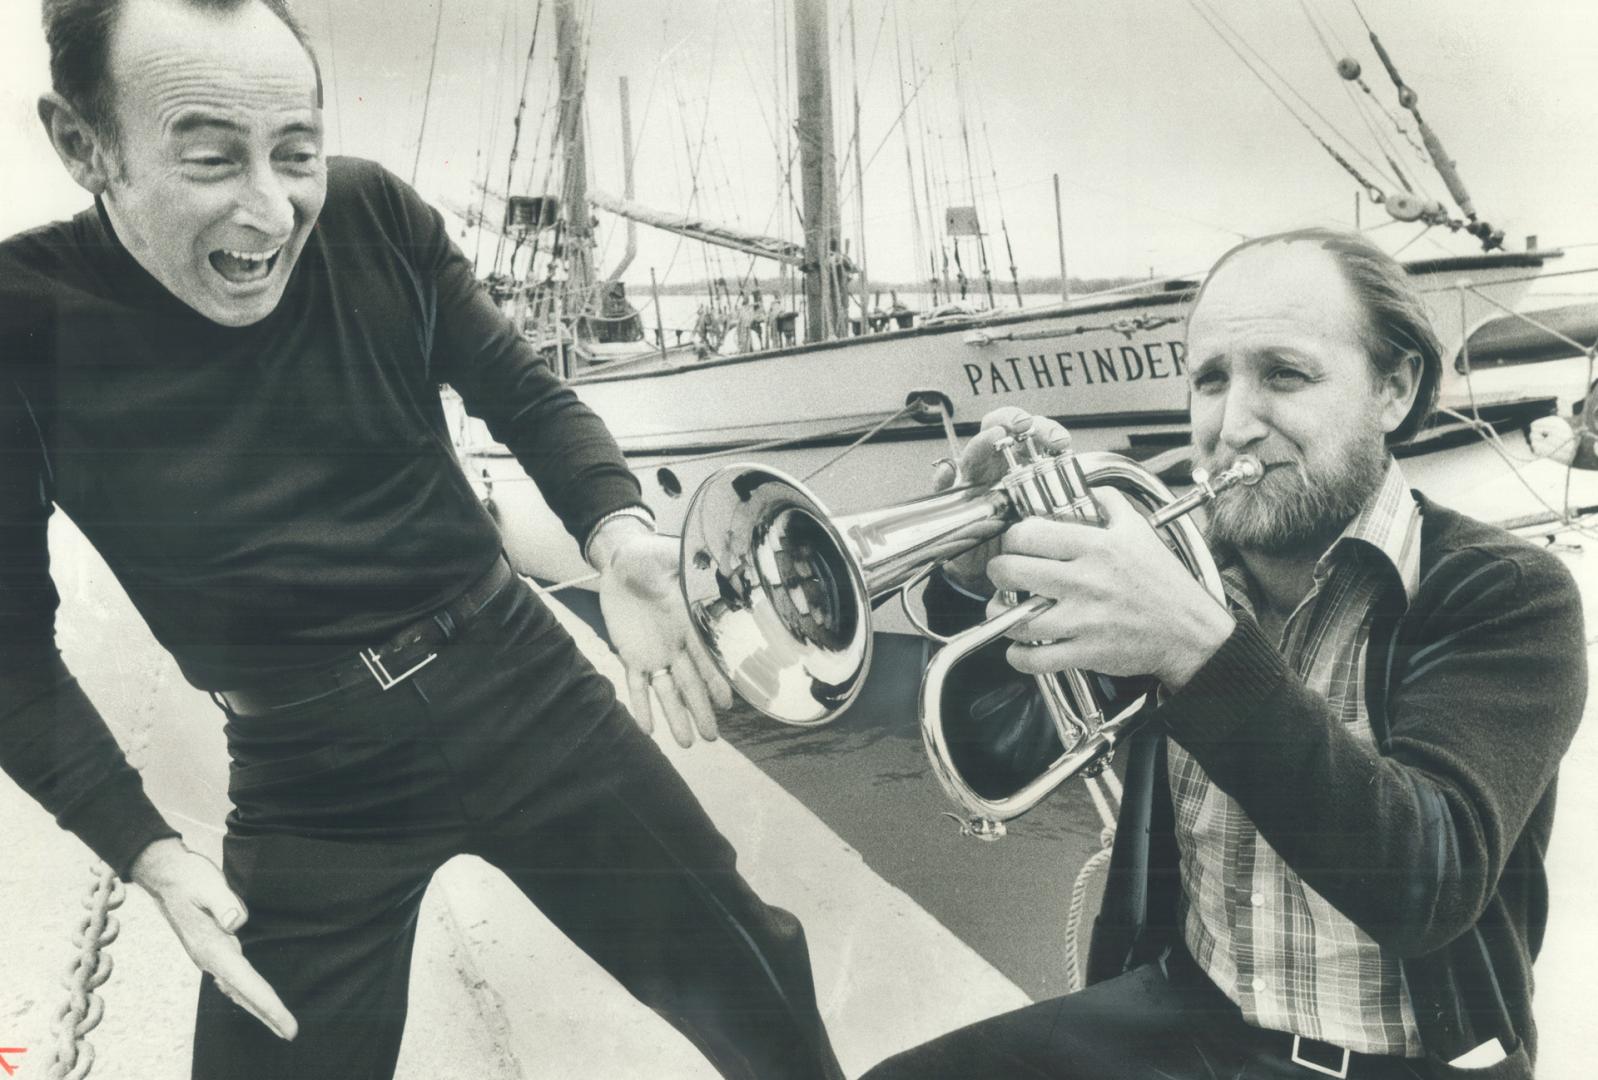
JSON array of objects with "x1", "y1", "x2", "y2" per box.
[
  {"x1": 848, "y1": 0, "x2": 869, "y2": 332},
  {"x1": 553, "y1": 0, "x2": 593, "y2": 303},
  {"x1": 650, "y1": 267, "x2": 667, "y2": 360},
  {"x1": 1053, "y1": 173, "x2": 1069, "y2": 303},
  {"x1": 795, "y1": 0, "x2": 841, "y2": 342},
  {"x1": 604, "y1": 76, "x2": 638, "y2": 286}
]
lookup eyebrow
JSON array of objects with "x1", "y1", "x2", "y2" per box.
[{"x1": 168, "y1": 113, "x2": 323, "y2": 140}]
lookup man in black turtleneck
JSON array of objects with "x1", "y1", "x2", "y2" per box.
[{"x1": 0, "y1": 2, "x2": 843, "y2": 1077}]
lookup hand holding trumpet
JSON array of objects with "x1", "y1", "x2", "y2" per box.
[
  {"x1": 984, "y1": 486, "x2": 1236, "y2": 691},
  {"x1": 945, "y1": 407, "x2": 1240, "y2": 692},
  {"x1": 936, "y1": 407, "x2": 1074, "y2": 596}
]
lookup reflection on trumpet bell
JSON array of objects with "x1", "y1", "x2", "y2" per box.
[
  {"x1": 679, "y1": 467, "x2": 871, "y2": 725},
  {"x1": 677, "y1": 426, "x2": 1263, "y2": 837}
]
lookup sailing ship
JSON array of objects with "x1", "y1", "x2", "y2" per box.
[{"x1": 440, "y1": 0, "x2": 1598, "y2": 587}]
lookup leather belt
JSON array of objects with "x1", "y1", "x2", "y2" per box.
[{"x1": 215, "y1": 556, "x2": 516, "y2": 717}]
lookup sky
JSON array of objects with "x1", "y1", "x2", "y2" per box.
[{"x1": 2, "y1": 0, "x2": 1596, "y2": 288}]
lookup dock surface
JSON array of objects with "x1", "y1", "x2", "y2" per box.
[{"x1": 4, "y1": 448, "x2": 1598, "y2": 1078}]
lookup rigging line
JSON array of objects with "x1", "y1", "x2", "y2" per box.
[
  {"x1": 1195, "y1": 0, "x2": 1403, "y2": 190},
  {"x1": 484, "y1": 2, "x2": 516, "y2": 271},
  {"x1": 1391, "y1": 222, "x2": 1431, "y2": 257},
  {"x1": 655, "y1": 59, "x2": 710, "y2": 289},
  {"x1": 836, "y1": 49, "x2": 939, "y2": 207},
  {"x1": 319, "y1": 0, "x2": 345, "y2": 151},
  {"x1": 724, "y1": 11, "x2": 786, "y2": 169},
  {"x1": 1293, "y1": 1, "x2": 1418, "y2": 188},
  {"x1": 1182, "y1": 0, "x2": 1393, "y2": 202},
  {"x1": 410, "y1": 0, "x2": 449, "y2": 187},
  {"x1": 842, "y1": 0, "x2": 976, "y2": 199},
  {"x1": 497, "y1": 0, "x2": 547, "y2": 220},
  {"x1": 1339, "y1": 81, "x2": 1417, "y2": 194},
  {"x1": 1297, "y1": 3, "x2": 1430, "y2": 189},
  {"x1": 1299, "y1": 0, "x2": 1428, "y2": 165},
  {"x1": 891, "y1": 0, "x2": 927, "y2": 297},
  {"x1": 905, "y1": 25, "x2": 944, "y2": 296},
  {"x1": 1347, "y1": 0, "x2": 1374, "y2": 35},
  {"x1": 1185, "y1": 0, "x2": 1400, "y2": 195},
  {"x1": 966, "y1": 41, "x2": 1021, "y2": 301},
  {"x1": 947, "y1": 40, "x2": 993, "y2": 308}
]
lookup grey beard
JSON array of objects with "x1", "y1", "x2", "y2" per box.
[{"x1": 1202, "y1": 438, "x2": 1388, "y2": 556}]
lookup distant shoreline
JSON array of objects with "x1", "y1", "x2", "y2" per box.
[{"x1": 616, "y1": 274, "x2": 1143, "y2": 298}]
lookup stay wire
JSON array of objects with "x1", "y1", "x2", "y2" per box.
[
  {"x1": 410, "y1": 0, "x2": 449, "y2": 187},
  {"x1": 1185, "y1": 0, "x2": 1399, "y2": 197}
]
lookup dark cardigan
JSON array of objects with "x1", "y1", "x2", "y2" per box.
[{"x1": 929, "y1": 494, "x2": 1585, "y2": 1078}]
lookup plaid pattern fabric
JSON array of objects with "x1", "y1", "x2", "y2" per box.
[{"x1": 1168, "y1": 459, "x2": 1424, "y2": 1056}]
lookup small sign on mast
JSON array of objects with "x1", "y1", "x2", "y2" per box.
[{"x1": 945, "y1": 206, "x2": 983, "y2": 237}]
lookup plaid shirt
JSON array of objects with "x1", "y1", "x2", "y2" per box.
[{"x1": 1168, "y1": 459, "x2": 1425, "y2": 1056}]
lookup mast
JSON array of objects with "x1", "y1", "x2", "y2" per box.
[
  {"x1": 795, "y1": 0, "x2": 843, "y2": 342},
  {"x1": 603, "y1": 76, "x2": 638, "y2": 287},
  {"x1": 847, "y1": 0, "x2": 869, "y2": 330},
  {"x1": 553, "y1": 0, "x2": 594, "y2": 304}
]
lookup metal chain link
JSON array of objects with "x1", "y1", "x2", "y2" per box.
[{"x1": 47, "y1": 864, "x2": 124, "y2": 1080}]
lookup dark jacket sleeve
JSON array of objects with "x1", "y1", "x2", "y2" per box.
[
  {"x1": 1154, "y1": 541, "x2": 1585, "y2": 958},
  {"x1": 372, "y1": 165, "x2": 646, "y2": 545},
  {"x1": 0, "y1": 380, "x2": 178, "y2": 878}
]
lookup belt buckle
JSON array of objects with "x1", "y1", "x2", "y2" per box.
[
  {"x1": 1291, "y1": 1035, "x2": 1350, "y2": 1078},
  {"x1": 359, "y1": 646, "x2": 437, "y2": 690}
]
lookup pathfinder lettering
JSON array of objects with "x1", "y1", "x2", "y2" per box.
[{"x1": 963, "y1": 340, "x2": 1186, "y2": 396}]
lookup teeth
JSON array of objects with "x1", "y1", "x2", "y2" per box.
[{"x1": 222, "y1": 247, "x2": 281, "y2": 264}]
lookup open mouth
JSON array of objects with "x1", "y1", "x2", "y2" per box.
[{"x1": 209, "y1": 246, "x2": 283, "y2": 286}]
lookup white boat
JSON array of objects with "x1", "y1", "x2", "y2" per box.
[{"x1": 443, "y1": 0, "x2": 1598, "y2": 587}]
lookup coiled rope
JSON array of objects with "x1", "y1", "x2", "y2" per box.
[{"x1": 1062, "y1": 771, "x2": 1121, "y2": 993}]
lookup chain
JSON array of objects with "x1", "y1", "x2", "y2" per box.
[{"x1": 47, "y1": 864, "x2": 125, "y2": 1080}]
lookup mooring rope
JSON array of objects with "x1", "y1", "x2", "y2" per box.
[{"x1": 1062, "y1": 773, "x2": 1120, "y2": 993}]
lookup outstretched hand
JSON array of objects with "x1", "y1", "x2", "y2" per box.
[
  {"x1": 129, "y1": 837, "x2": 297, "y2": 1041},
  {"x1": 597, "y1": 531, "x2": 735, "y2": 747}
]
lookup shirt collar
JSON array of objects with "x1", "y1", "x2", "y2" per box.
[
  {"x1": 1217, "y1": 457, "x2": 1422, "y2": 611},
  {"x1": 1326, "y1": 457, "x2": 1422, "y2": 603}
]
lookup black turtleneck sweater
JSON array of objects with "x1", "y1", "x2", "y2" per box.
[{"x1": 0, "y1": 156, "x2": 644, "y2": 875}]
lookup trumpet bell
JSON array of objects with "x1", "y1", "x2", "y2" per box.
[{"x1": 680, "y1": 465, "x2": 873, "y2": 725}]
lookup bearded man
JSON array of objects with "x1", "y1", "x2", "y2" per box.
[
  {"x1": 863, "y1": 228, "x2": 1585, "y2": 1079},
  {"x1": 0, "y1": 1, "x2": 844, "y2": 1077}
]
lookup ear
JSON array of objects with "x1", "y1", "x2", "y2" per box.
[
  {"x1": 1375, "y1": 351, "x2": 1422, "y2": 436},
  {"x1": 37, "y1": 92, "x2": 117, "y2": 195}
]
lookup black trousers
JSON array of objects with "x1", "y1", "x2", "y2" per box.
[
  {"x1": 192, "y1": 571, "x2": 843, "y2": 1080},
  {"x1": 860, "y1": 946, "x2": 1429, "y2": 1080}
]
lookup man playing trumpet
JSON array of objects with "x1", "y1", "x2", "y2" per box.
[{"x1": 865, "y1": 229, "x2": 1585, "y2": 1079}]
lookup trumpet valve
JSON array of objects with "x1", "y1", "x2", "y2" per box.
[
  {"x1": 994, "y1": 434, "x2": 1023, "y2": 471},
  {"x1": 1020, "y1": 427, "x2": 1046, "y2": 462}
]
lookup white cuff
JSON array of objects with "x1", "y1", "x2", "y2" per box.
[{"x1": 582, "y1": 506, "x2": 657, "y2": 569}]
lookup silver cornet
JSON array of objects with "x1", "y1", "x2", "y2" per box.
[{"x1": 678, "y1": 426, "x2": 1263, "y2": 837}]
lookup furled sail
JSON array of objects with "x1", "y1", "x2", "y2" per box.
[{"x1": 589, "y1": 190, "x2": 807, "y2": 266}]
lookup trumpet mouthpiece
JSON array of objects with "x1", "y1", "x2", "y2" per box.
[{"x1": 1234, "y1": 454, "x2": 1265, "y2": 485}]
